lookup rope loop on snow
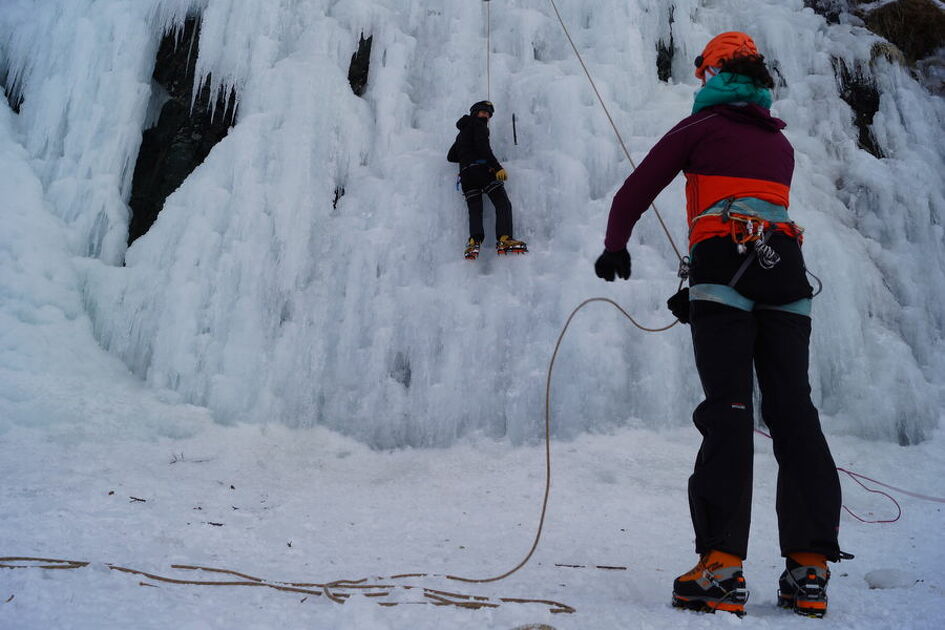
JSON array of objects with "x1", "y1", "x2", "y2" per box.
[
  {"x1": 753, "y1": 428, "x2": 945, "y2": 523},
  {"x1": 449, "y1": 298, "x2": 678, "y2": 584},
  {"x1": 0, "y1": 558, "x2": 575, "y2": 614},
  {"x1": 0, "y1": 299, "x2": 675, "y2": 610}
]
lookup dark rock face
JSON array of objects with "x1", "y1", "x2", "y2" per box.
[
  {"x1": 863, "y1": 0, "x2": 945, "y2": 63},
  {"x1": 833, "y1": 58, "x2": 883, "y2": 158},
  {"x1": 804, "y1": 0, "x2": 846, "y2": 24},
  {"x1": 127, "y1": 16, "x2": 237, "y2": 245},
  {"x1": 390, "y1": 351, "x2": 411, "y2": 389},
  {"x1": 656, "y1": 6, "x2": 675, "y2": 83},
  {"x1": 348, "y1": 33, "x2": 373, "y2": 97},
  {"x1": 656, "y1": 39, "x2": 674, "y2": 82},
  {"x1": 0, "y1": 66, "x2": 24, "y2": 113}
]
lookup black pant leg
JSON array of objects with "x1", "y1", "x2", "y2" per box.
[
  {"x1": 754, "y1": 309, "x2": 842, "y2": 560},
  {"x1": 460, "y1": 166, "x2": 490, "y2": 242},
  {"x1": 688, "y1": 300, "x2": 757, "y2": 559},
  {"x1": 486, "y1": 185, "x2": 513, "y2": 240},
  {"x1": 465, "y1": 193, "x2": 485, "y2": 242}
]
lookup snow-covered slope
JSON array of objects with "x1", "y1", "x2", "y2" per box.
[
  {"x1": 2, "y1": 419, "x2": 945, "y2": 629},
  {"x1": 1, "y1": 0, "x2": 943, "y2": 448}
]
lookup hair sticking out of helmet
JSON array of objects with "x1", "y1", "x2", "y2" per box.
[
  {"x1": 470, "y1": 100, "x2": 495, "y2": 116},
  {"x1": 694, "y1": 32, "x2": 759, "y2": 80}
]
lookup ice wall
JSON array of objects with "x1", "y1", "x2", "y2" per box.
[
  {"x1": 2, "y1": 0, "x2": 943, "y2": 447},
  {"x1": 0, "y1": 0, "x2": 208, "y2": 264},
  {"x1": 0, "y1": 92, "x2": 212, "y2": 438}
]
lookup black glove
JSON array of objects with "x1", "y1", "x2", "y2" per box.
[
  {"x1": 667, "y1": 287, "x2": 690, "y2": 324},
  {"x1": 594, "y1": 248, "x2": 631, "y2": 281}
]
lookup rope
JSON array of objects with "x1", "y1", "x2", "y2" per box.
[
  {"x1": 834, "y1": 467, "x2": 945, "y2": 504},
  {"x1": 449, "y1": 298, "x2": 677, "y2": 584},
  {"x1": 5, "y1": 299, "x2": 943, "y2": 607},
  {"x1": 0, "y1": 558, "x2": 575, "y2": 614},
  {"x1": 753, "y1": 428, "x2": 945, "y2": 523},
  {"x1": 486, "y1": 1, "x2": 491, "y2": 101},
  {"x1": 546, "y1": 0, "x2": 684, "y2": 263},
  {"x1": 0, "y1": 298, "x2": 674, "y2": 608},
  {"x1": 837, "y1": 469, "x2": 902, "y2": 524}
]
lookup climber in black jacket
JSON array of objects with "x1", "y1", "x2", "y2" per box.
[{"x1": 448, "y1": 101, "x2": 527, "y2": 259}]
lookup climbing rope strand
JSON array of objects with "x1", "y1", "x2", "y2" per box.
[
  {"x1": 547, "y1": 0, "x2": 684, "y2": 263},
  {"x1": 837, "y1": 470, "x2": 902, "y2": 524},
  {"x1": 449, "y1": 298, "x2": 678, "y2": 584},
  {"x1": 835, "y1": 467, "x2": 945, "y2": 504},
  {"x1": 754, "y1": 428, "x2": 945, "y2": 523},
  {"x1": 486, "y1": 0, "x2": 491, "y2": 101},
  {"x1": 0, "y1": 558, "x2": 574, "y2": 613},
  {"x1": 6, "y1": 301, "x2": 944, "y2": 603}
]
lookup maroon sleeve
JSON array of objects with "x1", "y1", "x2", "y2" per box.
[{"x1": 603, "y1": 115, "x2": 700, "y2": 252}]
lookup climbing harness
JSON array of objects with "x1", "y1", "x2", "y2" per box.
[
  {"x1": 690, "y1": 197, "x2": 803, "y2": 256},
  {"x1": 457, "y1": 159, "x2": 490, "y2": 191}
]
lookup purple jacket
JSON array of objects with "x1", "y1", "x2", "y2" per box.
[{"x1": 604, "y1": 104, "x2": 794, "y2": 251}]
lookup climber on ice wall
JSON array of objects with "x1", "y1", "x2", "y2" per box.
[
  {"x1": 448, "y1": 100, "x2": 527, "y2": 260},
  {"x1": 594, "y1": 32, "x2": 844, "y2": 618}
]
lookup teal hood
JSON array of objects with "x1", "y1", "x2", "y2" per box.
[{"x1": 693, "y1": 72, "x2": 772, "y2": 114}]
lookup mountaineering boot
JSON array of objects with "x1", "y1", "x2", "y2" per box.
[
  {"x1": 464, "y1": 237, "x2": 481, "y2": 260},
  {"x1": 672, "y1": 550, "x2": 748, "y2": 616},
  {"x1": 496, "y1": 235, "x2": 527, "y2": 255},
  {"x1": 778, "y1": 552, "x2": 830, "y2": 618}
]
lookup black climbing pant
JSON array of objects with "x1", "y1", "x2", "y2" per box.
[
  {"x1": 460, "y1": 164, "x2": 513, "y2": 242},
  {"x1": 688, "y1": 299, "x2": 842, "y2": 561}
]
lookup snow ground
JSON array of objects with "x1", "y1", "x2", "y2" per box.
[{"x1": 3, "y1": 420, "x2": 944, "y2": 629}]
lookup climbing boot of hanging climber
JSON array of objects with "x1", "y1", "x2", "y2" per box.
[
  {"x1": 496, "y1": 235, "x2": 527, "y2": 255},
  {"x1": 447, "y1": 101, "x2": 526, "y2": 259},
  {"x1": 778, "y1": 553, "x2": 830, "y2": 618},
  {"x1": 464, "y1": 237, "x2": 482, "y2": 260},
  {"x1": 672, "y1": 550, "x2": 748, "y2": 616}
]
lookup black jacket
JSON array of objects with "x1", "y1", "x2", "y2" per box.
[{"x1": 447, "y1": 115, "x2": 503, "y2": 171}]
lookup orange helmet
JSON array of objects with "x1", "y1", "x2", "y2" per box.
[{"x1": 694, "y1": 32, "x2": 759, "y2": 80}]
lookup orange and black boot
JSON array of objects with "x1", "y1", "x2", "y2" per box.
[
  {"x1": 672, "y1": 550, "x2": 748, "y2": 616},
  {"x1": 778, "y1": 552, "x2": 830, "y2": 618},
  {"x1": 496, "y1": 235, "x2": 527, "y2": 255},
  {"x1": 464, "y1": 237, "x2": 481, "y2": 260}
]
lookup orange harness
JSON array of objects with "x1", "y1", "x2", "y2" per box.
[{"x1": 690, "y1": 204, "x2": 803, "y2": 253}]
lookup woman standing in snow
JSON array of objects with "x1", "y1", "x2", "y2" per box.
[
  {"x1": 594, "y1": 32, "x2": 842, "y2": 618},
  {"x1": 448, "y1": 100, "x2": 527, "y2": 259}
]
